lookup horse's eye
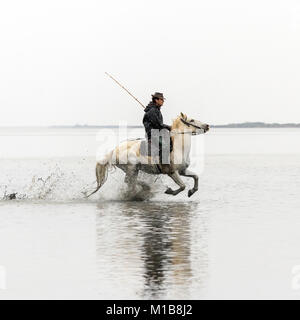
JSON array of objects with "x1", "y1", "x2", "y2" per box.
[{"x1": 190, "y1": 119, "x2": 195, "y2": 122}]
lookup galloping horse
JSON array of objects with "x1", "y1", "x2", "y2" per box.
[{"x1": 87, "y1": 113, "x2": 209, "y2": 198}]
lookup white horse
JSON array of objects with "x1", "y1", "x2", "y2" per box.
[{"x1": 87, "y1": 113, "x2": 209, "y2": 198}]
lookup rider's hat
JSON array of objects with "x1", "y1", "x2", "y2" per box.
[{"x1": 152, "y1": 92, "x2": 166, "y2": 100}]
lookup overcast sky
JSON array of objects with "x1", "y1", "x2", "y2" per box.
[{"x1": 0, "y1": 0, "x2": 300, "y2": 126}]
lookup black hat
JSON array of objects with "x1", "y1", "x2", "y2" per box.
[{"x1": 152, "y1": 92, "x2": 166, "y2": 100}]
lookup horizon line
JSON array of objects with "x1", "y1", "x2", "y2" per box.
[{"x1": 1, "y1": 121, "x2": 300, "y2": 129}]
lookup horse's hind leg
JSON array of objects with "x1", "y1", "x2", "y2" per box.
[
  {"x1": 125, "y1": 170, "x2": 150, "y2": 191},
  {"x1": 165, "y1": 171, "x2": 186, "y2": 196},
  {"x1": 138, "y1": 181, "x2": 151, "y2": 191},
  {"x1": 124, "y1": 165, "x2": 139, "y2": 192}
]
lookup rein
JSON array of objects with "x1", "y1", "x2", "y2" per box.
[
  {"x1": 171, "y1": 118, "x2": 205, "y2": 135},
  {"x1": 180, "y1": 118, "x2": 204, "y2": 130}
]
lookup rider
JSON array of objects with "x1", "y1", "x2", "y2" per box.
[{"x1": 143, "y1": 92, "x2": 172, "y2": 164}]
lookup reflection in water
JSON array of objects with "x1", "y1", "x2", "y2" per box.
[
  {"x1": 139, "y1": 206, "x2": 171, "y2": 296},
  {"x1": 96, "y1": 201, "x2": 209, "y2": 299},
  {"x1": 136, "y1": 202, "x2": 194, "y2": 299}
]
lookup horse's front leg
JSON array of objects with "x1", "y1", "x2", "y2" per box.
[
  {"x1": 165, "y1": 171, "x2": 186, "y2": 196},
  {"x1": 180, "y1": 169, "x2": 198, "y2": 198}
]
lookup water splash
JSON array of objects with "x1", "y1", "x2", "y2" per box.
[
  {"x1": 0, "y1": 159, "x2": 162, "y2": 202},
  {"x1": 0, "y1": 159, "x2": 93, "y2": 201},
  {"x1": 0, "y1": 158, "x2": 195, "y2": 202}
]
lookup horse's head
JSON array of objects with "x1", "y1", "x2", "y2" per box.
[{"x1": 172, "y1": 112, "x2": 210, "y2": 135}]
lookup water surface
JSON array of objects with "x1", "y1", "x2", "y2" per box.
[{"x1": 0, "y1": 128, "x2": 300, "y2": 299}]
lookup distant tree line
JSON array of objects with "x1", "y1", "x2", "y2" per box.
[{"x1": 211, "y1": 122, "x2": 300, "y2": 128}]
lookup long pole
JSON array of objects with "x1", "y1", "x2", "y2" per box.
[{"x1": 105, "y1": 72, "x2": 145, "y2": 109}]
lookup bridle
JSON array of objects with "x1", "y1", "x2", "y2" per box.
[
  {"x1": 180, "y1": 118, "x2": 204, "y2": 130},
  {"x1": 171, "y1": 118, "x2": 205, "y2": 135}
]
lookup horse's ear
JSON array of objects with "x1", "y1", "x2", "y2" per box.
[{"x1": 180, "y1": 113, "x2": 187, "y2": 120}]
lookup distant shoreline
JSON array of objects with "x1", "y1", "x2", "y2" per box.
[
  {"x1": 50, "y1": 122, "x2": 300, "y2": 129},
  {"x1": 211, "y1": 122, "x2": 300, "y2": 128},
  {"x1": 1, "y1": 122, "x2": 300, "y2": 129}
]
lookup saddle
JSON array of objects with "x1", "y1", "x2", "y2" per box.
[
  {"x1": 140, "y1": 139, "x2": 172, "y2": 162},
  {"x1": 140, "y1": 139, "x2": 158, "y2": 157},
  {"x1": 139, "y1": 139, "x2": 175, "y2": 174}
]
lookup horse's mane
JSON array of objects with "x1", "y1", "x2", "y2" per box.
[{"x1": 171, "y1": 114, "x2": 186, "y2": 130}]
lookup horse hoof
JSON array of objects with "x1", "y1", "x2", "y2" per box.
[
  {"x1": 165, "y1": 188, "x2": 173, "y2": 195},
  {"x1": 188, "y1": 190, "x2": 194, "y2": 198},
  {"x1": 8, "y1": 193, "x2": 17, "y2": 200}
]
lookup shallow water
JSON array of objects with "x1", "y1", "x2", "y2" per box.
[{"x1": 1, "y1": 129, "x2": 300, "y2": 299}]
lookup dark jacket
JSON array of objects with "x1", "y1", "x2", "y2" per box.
[{"x1": 143, "y1": 102, "x2": 171, "y2": 140}]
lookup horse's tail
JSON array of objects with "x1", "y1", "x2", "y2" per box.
[{"x1": 86, "y1": 151, "x2": 113, "y2": 198}]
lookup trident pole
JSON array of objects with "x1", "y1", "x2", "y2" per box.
[{"x1": 105, "y1": 72, "x2": 145, "y2": 109}]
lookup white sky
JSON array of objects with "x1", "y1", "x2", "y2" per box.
[{"x1": 0, "y1": 0, "x2": 300, "y2": 126}]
